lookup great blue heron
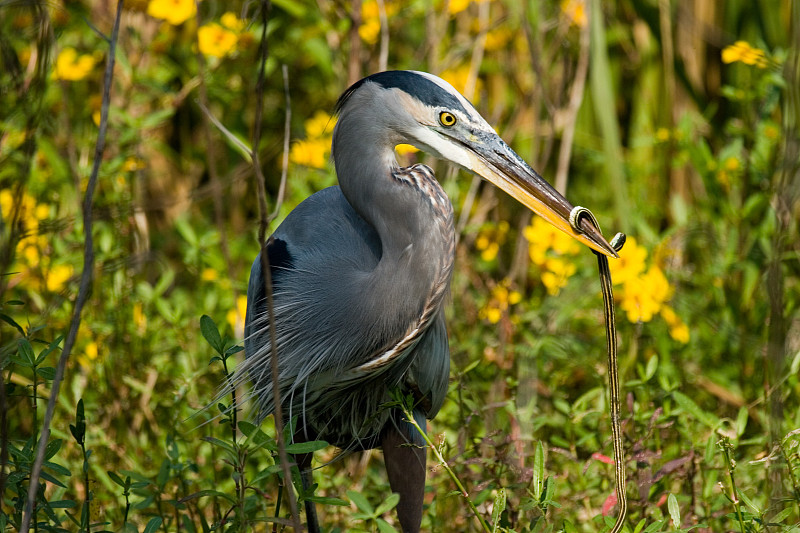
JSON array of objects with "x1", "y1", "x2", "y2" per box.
[{"x1": 240, "y1": 70, "x2": 617, "y2": 532}]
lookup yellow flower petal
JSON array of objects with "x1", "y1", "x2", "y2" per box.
[
  {"x1": 220, "y1": 12, "x2": 244, "y2": 31},
  {"x1": 46, "y1": 264, "x2": 73, "y2": 292},
  {"x1": 147, "y1": 0, "x2": 196, "y2": 25},
  {"x1": 53, "y1": 47, "x2": 96, "y2": 81},
  {"x1": 198, "y1": 23, "x2": 238, "y2": 58}
]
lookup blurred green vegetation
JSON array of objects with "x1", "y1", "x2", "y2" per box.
[{"x1": 1, "y1": 0, "x2": 799, "y2": 531}]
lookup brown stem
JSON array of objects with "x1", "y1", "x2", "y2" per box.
[{"x1": 20, "y1": 2, "x2": 124, "y2": 531}]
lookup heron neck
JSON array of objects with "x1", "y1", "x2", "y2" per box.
[{"x1": 333, "y1": 126, "x2": 455, "y2": 329}]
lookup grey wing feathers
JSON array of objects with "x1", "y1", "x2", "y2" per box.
[{"x1": 238, "y1": 186, "x2": 449, "y2": 447}]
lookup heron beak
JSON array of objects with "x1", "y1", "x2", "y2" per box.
[{"x1": 463, "y1": 132, "x2": 618, "y2": 258}]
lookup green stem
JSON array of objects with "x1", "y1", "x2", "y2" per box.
[
  {"x1": 720, "y1": 439, "x2": 746, "y2": 533},
  {"x1": 399, "y1": 398, "x2": 491, "y2": 533}
]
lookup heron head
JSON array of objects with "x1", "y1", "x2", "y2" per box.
[{"x1": 336, "y1": 71, "x2": 618, "y2": 258}]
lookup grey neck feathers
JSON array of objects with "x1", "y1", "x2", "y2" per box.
[{"x1": 333, "y1": 99, "x2": 455, "y2": 340}]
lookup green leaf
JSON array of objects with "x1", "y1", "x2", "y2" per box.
[
  {"x1": 672, "y1": 391, "x2": 719, "y2": 428},
  {"x1": 769, "y1": 506, "x2": 794, "y2": 524},
  {"x1": 225, "y1": 345, "x2": 244, "y2": 357},
  {"x1": 376, "y1": 518, "x2": 400, "y2": 533},
  {"x1": 271, "y1": 0, "x2": 307, "y2": 17},
  {"x1": 0, "y1": 313, "x2": 25, "y2": 335},
  {"x1": 346, "y1": 490, "x2": 374, "y2": 515},
  {"x1": 70, "y1": 399, "x2": 86, "y2": 444},
  {"x1": 36, "y1": 366, "x2": 56, "y2": 380},
  {"x1": 532, "y1": 440, "x2": 544, "y2": 499},
  {"x1": 202, "y1": 436, "x2": 236, "y2": 455},
  {"x1": 735, "y1": 407, "x2": 748, "y2": 437},
  {"x1": 36, "y1": 336, "x2": 63, "y2": 365},
  {"x1": 644, "y1": 354, "x2": 659, "y2": 381},
  {"x1": 374, "y1": 493, "x2": 400, "y2": 516},
  {"x1": 18, "y1": 338, "x2": 36, "y2": 367},
  {"x1": 44, "y1": 460, "x2": 71, "y2": 477},
  {"x1": 252, "y1": 464, "x2": 283, "y2": 484},
  {"x1": 118, "y1": 469, "x2": 153, "y2": 484},
  {"x1": 491, "y1": 488, "x2": 506, "y2": 533},
  {"x1": 107, "y1": 471, "x2": 126, "y2": 487},
  {"x1": 44, "y1": 439, "x2": 63, "y2": 460},
  {"x1": 39, "y1": 470, "x2": 67, "y2": 488},
  {"x1": 641, "y1": 519, "x2": 666, "y2": 533},
  {"x1": 668, "y1": 493, "x2": 680, "y2": 529},
  {"x1": 284, "y1": 440, "x2": 328, "y2": 454},
  {"x1": 47, "y1": 499, "x2": 77, "y2": 509},
  {"x1": 305, "y1": 495, "x2": 349, "y2": 506},
  {"x1": 736, "y1": 490, "x2": 760, "y2": 513},
  {"x1": 143, "y1": 517, "x2": 163, "y2": 533},
  {"x1": 180, "y1": 489, "x2": 237, "y2": 505},
  {"x1": 200, "y1": 315, "x2": 224, "y2": 355}
]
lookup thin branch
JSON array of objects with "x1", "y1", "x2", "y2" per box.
[
  {"x1": 376, "y1": 0, "x2": 389, "y2": 72},
  {"x1": 251, "y1": 1, "x2": 302, "y2": 529},
  {"x1": 268, "y1": 65, "x2": 291, "y2": 223},
  {"x1": 454, "y1": 0, "x2": 489, "y2": 235},
  {"x1": 20, "y1": 2, "x2": 124, "y2": 532},
  {"x1": 553, "y1": 8, "x2": 590, "y2": 194}
]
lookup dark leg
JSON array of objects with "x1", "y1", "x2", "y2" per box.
[
  {"x1": 381, "y1": 413, "x2": 427, "y2": 533},
  {"x1": 296, "y1": 452, "x2": 320, "y2": 533}
]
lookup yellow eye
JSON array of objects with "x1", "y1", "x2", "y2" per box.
[{"x1": 439, "y1": 111, "x2": 457, "y2": 127}]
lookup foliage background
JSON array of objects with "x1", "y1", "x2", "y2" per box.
[{"x1": 1, "y1": 0, "x2": 799, "y2": 531}]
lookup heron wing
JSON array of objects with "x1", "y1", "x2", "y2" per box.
[{"x1": 240, "y1": 186, "x2": 449, "y2": 447}]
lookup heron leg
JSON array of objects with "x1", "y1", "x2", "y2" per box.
[
  {"x1": 381, "y1": 412, "x2": 427, "y2": 533},
  {"x1": 295, "y1": 452, "x2": 321, "y2": 533}
]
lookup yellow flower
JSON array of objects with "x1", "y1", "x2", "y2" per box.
[
  {"x1": 448, "y1": 0, "x2": 486, "y2": 15},
  {"x1": 609, "y1": 236, "x2": 647, "y2": 286},
  {"x1": 723, "y1": 157, "x2": 740, "y2": 172},
  {"x1": 53, "y1": 48, "x2": 96, "y2": 81},
  {"x1": 147, "y1": 0, "x2": 196, "y2": 25},
  {"x1": 77, "y1": 340, "x2": 101, "y2": 369},
  {"x1": 220, "y1": 12, "x2": 245, "y2": 31},
  {"x1": 359, "y1": 0, "x2": 399, "y2": 44},
  {"x1": 669, "y1": 322, "x2": 690, "y2": 343},
  {"x1": 290, "y1": 139, "x2": 329, "y2": 169},
  {"x1": 655, "y1": 128, "x2": 670, "y2": 142},
  {"x1": 763, "y1": 124, "x2": 779, "y2": 140},
  {"x1": 46, "y1": 264, "x2": 73, "y2": 292},
  {"x1": 440, "y1": 64, "x2": 482, "y2": 100},
  {"x1": 660, "y1": 305, "x2": 690, "y2": 344},
  {"x1": 540, "y1": 257, "x2": 576, "y2": 296},
  {"x1": 133, "y1": 302, "x2": 147, "y2": 334},
  {"x1": 227, "y1": 294, "x2": 249, "y2": 338},
  {"x1": 619, "y1": 265, "x2": 671, "y2": 323},
  {"x1": 305, "y1": 111, "x2": 334, "y2": 138},
  {"x1": 20, "y1": 242, "x2": 40, "y2": 266},
  {"x1": 0, "y1": 190, "x2": 13, "y2": 219},
  {"x1": 122, "y1": 157, "x2": 144, "y2": 172},
  {"x1": 198, "y1": 23, "x2": 238, "y2": 58},
  {"x1": 85, "y1": 341, "x2": 99, "y2": 361},
  {"x1": 721, "y1": 41, "x2": 769, "y2": 68},
  {"x1": 481, "y1": 305, "x2": 502, "y2": 324},
  {"x1": 484, "y1": 28, "x2": 512, "y2": 51},
  {"x1": 359, "y1": 19, "x2": 380, "y2": 45},
  {"x1": 480, "y1": 242, "x2": 498, "y2": 262},
  {"x1": 523, "y1": 216, "x2": 579, "y2": 266},
  {"x1": 201, "y1": 268, "x2": 218, "y2": 281},
  {"x1": 290, "y1": 112, "x2": 336, "y2": 169},
  {"x1": 561, "y1": 0, "x2": 587, "y2": 28},
  {"x1": 479, "y1": 279, "x2": 522, "y2": 323},
  {"x1": 475, "y1": 222, "x2": 508, "y2": 262}
]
